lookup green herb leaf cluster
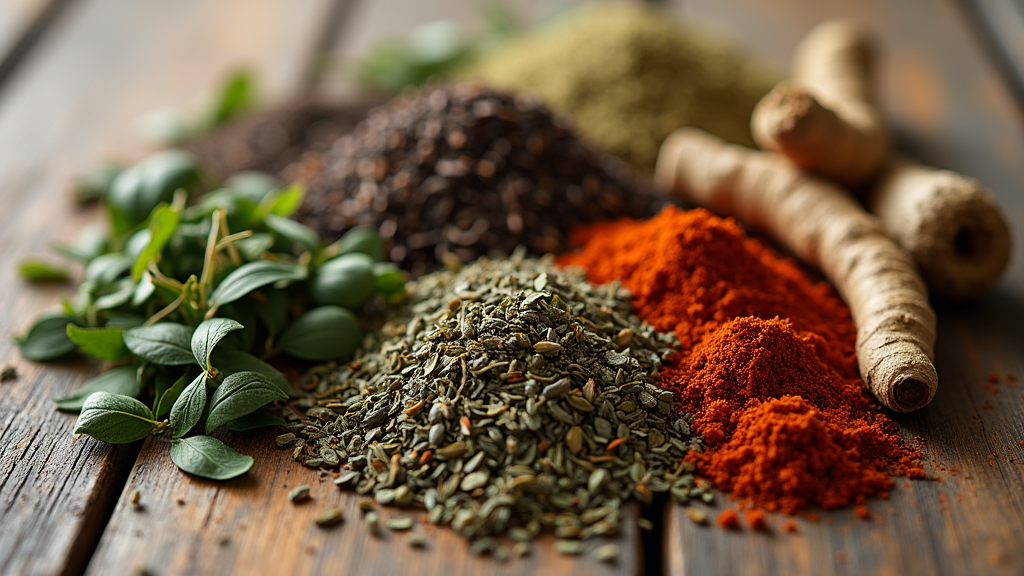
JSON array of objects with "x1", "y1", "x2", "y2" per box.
[{"x1": 14, "y1": 148, "x2": 406, "y2": 481}]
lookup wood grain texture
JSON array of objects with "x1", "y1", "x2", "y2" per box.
[
  {"x1": 87, "y1": 431, "x2": 641, "y2": 576},
  {"x1": 666, "y1": 1, "x2": 1024, "y2": 574},
  {"x1": 0, "y1": 1, "x2": 333, "y2": 575}
]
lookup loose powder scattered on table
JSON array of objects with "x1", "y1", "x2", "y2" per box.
[
  {"x1": 561, "y1": 207, "x2": 924, "y2": 514},
  {"x1": 460, "y1": 3, "x2": 775, "y2": 171},
  {"x1": 288, "y1": 253, "x2": 706, "y2": 553},
  {"x1": 291, "y1": 83, "x2": 665, "y2": 277}
]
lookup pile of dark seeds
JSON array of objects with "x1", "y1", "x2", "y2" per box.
[
  {"x1": 184, "y1": 98, "x2": 381, "y2": 183},
  {"x1": 290, "y1": 83, "x2": 668, "y2": 277},
  {"x1": 283, "y1": 252, "x2": 707, "y2": 559}
]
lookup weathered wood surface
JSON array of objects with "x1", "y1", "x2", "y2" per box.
[
  {"x1": 0, "y1": 1, "x2": 333, "y2": 575},
  {"x1": 3, "y1": 0, "x2": 1024, "y2": 575},
  {"x1": 0, "y1": 0, "x2": 66, "y2": 84},
  {"x1": 87, "y1": 431, "x2": 641, "y2": 576},
  {"x1": 666, "y1": 1, "x2": 1024, "y2": 574}
]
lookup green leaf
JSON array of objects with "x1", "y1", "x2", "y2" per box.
[
  {"x1": 107, "y1": 150, "x2": 201, "y2": 229},
  {"x1": 258, "y1": 184, "x2": 304, "y2": 218},
  {"x1": 208, "y1": 260, "x2": 307, "y2": 308},
  {"x1": 373, "y1": 262, "x2": 407, "y2": 296},
  {"x1": 209, "y1": 70, "x2": 256, "y2": 126},
  {"x1": 85, "y1": 253, "x2": 132, "y2": 283},
  {"x1": 93, "y1": 278, "x2": 136, "y2": 310},
  {"x1": 264, "y1": 213, "x2": 320, "y2": 253},
  {"x1": 170, "y1": 435, "x2": 253, "y2": 480},
  {"x1": 191, "y1": 318, "x2": 243, "y2": 371},
  {"x1": 209, "y1": 349, "x2": 289, "y2": 393},
  {"x1": 74, "y1": 391, "x2": 155, "y2": 443},
  {"x1": 206, "y1": 371, "x2": 287, "y2": 433},
  {"x1": 254, "y1": 289, "x2": 288, "y2": 337},
  {"x1": 15, "y1": 315, "x2": 80, "y2": 361},
  {"x1": 169, "y1": 373, "x2": 207, "y2": 439},
  {"x1": 55, "y1": 365, "x2": 140, "y2": 412},
  {"x1": 132, "y1": 272, "x2": 155, "y2": 307},
  {"x1": 310, "y1": 253, "x2": 375, "y2": 309},
  {"x1": 224, "y1": 407, "x2": 286, "y2": 431},
  {"x1": 225, "y1": 171, "x2": 280, "y2": 203},
  {"x1": 235, "y1": 233, "x2": 274, "y2": 261},
  {"x1": 18, "y1": 259, "x2": 70, "y2": 282},
  {"x1": 132, "y1": 204, "x2": 180, "y2": 281},
  {"x1": 278, "y1": 306, "x2": 363, "y2": 361},
  {"x1": 66, "y1": 325, "x2": 131, "y2": 361},
  {"x1": 154, "y1": 372, "x2": 188, "y2": 419},
  {"x1": 336, "y1": 226, "x2": 384, "y2": 261},
  {"x1": 123, "y1": 323, "x2": 195, "y2": 365}
]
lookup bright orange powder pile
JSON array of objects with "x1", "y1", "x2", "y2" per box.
[{"x1": 560, "y1": 207, "x2": 924, "y2": 514}]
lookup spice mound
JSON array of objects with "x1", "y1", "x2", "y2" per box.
[
  {"x1": 562, "y1": 208, "x2": 924, "y2": 514},
  {"x1": 459, "y1": 3, "x2": 773, "y2": 171},
  {"x1": 291, "y1": 83, "x2": 665, "y2": 278},
  {"x1": 669, "y1": 317, "x2": 923, "y2": 514},
  {"x1": 290, "y1": 253, "x2": 706, "y2": 549},
  {"x1": 561, "y1": 206, "x2": 858, "y2": 376}
]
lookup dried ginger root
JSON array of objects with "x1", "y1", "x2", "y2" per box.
[
  {"x1": 754, "y1": 19, "x2": 1012, "y2": 299},
  {"x1": 751, "y1": 20, "x2": 888, "y2": 186},
  {"x1": 868, "y1": 159, "x2": 1011, "y2": 299},
  {"x1": 656, "y1": 128, "x2": 937, "y2": 412}
]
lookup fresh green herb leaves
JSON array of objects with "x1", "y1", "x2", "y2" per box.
[
  {"x1": 18, "y1": 259, "x2": 70, "y2": 282},
  {"x1": 15, "y1": 315, "x2": 80, "y2": 361},
  {"x1": 132, "y1": 204, "x2": 181, "y2": 281},
  {"x1": 55, "y1": 365, "x2": 140, "y2": 412},
  {"x1": 191, "y1": 318, "x2": 242, "y2": 373},
  {"x1": 16, "y1": 140, "x2": 404, "y2": 482},
  {"x1": 66, "y1": 325, "x2": 131, "y2": 361},
  {"x1": 123, "y1": 323, "x2": 195, "y2": 365},
  {"x1": 206, "y1": 371, "x2": 286, "y2": 433},
  {"x1": 278, "y1": 306, "x2": 363, "y2": 361},
  {"x1": 74, "y1": 392, "x2": 157, "y2": 443},
  {"x1": 208, "y1": 260, "x2": 307, "y2": 308},
  {"x1": 168, "y1": 373, "x2": 207, "y2": 439},
  {"x1": 170, "y1": 435, "x2": 253, "y2": 480}
]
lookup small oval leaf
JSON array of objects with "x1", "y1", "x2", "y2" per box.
[
  {"x1": 169, "y1": 373, "x2": 208, "y2": 439},
  {"x1": 16, "y1": 315, "x2": 80, "y2": 361},
  {"x1": 278, "y1": 306, "x2": 363, "y2": 361},
  {"x1": 190, "y1": 318, "x2": 243, "y2": 371},
  {"x1": 66, "y1": 325, "x2": 131, "y2": 361},
  {"x1": 206, "y1": 371, "x2": 287, "y2": 433},
  {"x1": 123, "y1": 323, "x2": 195, "y2": 366},
  {"x1": 209, "y1": 260, "x2": 307, "y2": 308},
  {"x1": 170, "y1": 435, "x2": 253, "y2": 480},
  {"x1": 74, "y1": 391, "x2": 155, "y2": 444},
  {"x1": 55, "y1": 365, "x2": 141, "y2": 412}
]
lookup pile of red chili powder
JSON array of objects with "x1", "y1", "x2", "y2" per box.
[{"x1": 560, "y1": 207, "x2": 924, "y2": 514}]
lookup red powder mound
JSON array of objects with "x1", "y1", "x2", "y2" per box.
[
  {"x1": 716, "y1": 509, "x2": 740, "y2": 529},
  {"x1": 563, "y1": 208, "x2": 925, "y2": 516},
  {"x1": 669, "y1": 318, "x2": 924, "y2": 514},
  {"x1": 560, "y1": 206, "x2": 858, "y2": 376}
]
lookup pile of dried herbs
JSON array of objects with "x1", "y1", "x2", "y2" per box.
[
  {"x1": 286, "y1": 252, "x2": 707, "y2": 556},
  {"x1": 459, "y1": 3, "x2": 774, "y2": 171}
]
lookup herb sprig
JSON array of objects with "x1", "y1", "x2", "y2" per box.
[{"x1": 14, "y1": 151, "x2": 405, "y2": 480}]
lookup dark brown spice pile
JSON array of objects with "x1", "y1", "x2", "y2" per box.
[
  {"x1": 289, "y1": 83, "x2": 667, "y2": 277},
  {"x1": 184, "y1": 98, "x2": 382, "y2": 183}
]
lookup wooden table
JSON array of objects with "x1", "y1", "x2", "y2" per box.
[{"x1": 0, "y1": 1, "x2": 1022, "y2": 575}]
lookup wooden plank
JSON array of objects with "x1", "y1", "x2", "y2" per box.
[
  {"x1": 0, "y1": 1, "x2": 334, "y2": 574},
  {"x1": 86, "y1": 431, "x2": 641, "y2": 576},
  {"x1": 0, "y1": 0, "x2": 67, "y2": 86},
  {"x1": 665, "y1": 1, "x2": 1024, "y2": 574}
]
